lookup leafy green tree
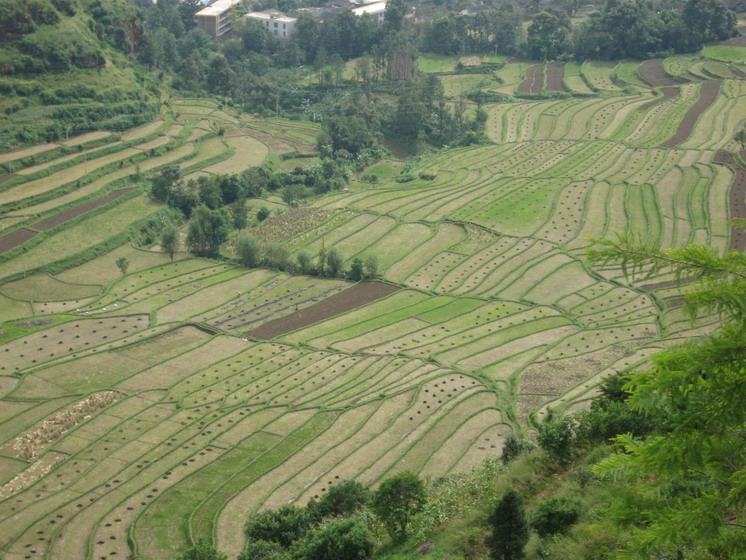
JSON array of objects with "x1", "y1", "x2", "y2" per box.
[
  {"x1": 349, "y1": 258, "x2": 364, "y2": 281},
  {"x1": 526, "y1": 11, "x2": 570, "y2": 60},
  {"x1": 151, "y1": 165, "x2": 182, "y2": 203},
  {"x1": 308, "y1": 480, "x2": 370, "y2": 522},
  {"x1": 236, "y1": 232, "x2": 262, "y2": 268},
  {"x1": 115, "y1": 257, "x2": 129, "y2": 275},
  {"x1": 178, "y1": 540, "x2": 227, "y2": 560},
  {"x1": 245, "y1": 505, "x2": 311, "y2": 549},
  {"x1": 265, "y1": 242, "x2": 290, "y2": 271},
  {"x1": 588, "y1": 237, "x2": 746, "y2": 556},
  {"x1": 238, "y1": 540, "x2": 288, "y2": 560},
  {"x1": 293, "y1": 517, "x2": 374, "y2": 560},
  {"x1": 683, "y1": 0, "x2": 737, "y2": 42},
  {"x1": 363, "y1": 255, "x2": 378, "y2": 279},
  {"x1": 325, "y1": 248, "x2": 344, "y2": 278},
  {"x1": 501, "y1": 433, "x2": 528, "y2": 465},
  {"x1": 296, "y1": 251, "x2": 312, "y2": 274},
  {"x1": 186, "y1": 205, "x2": 230, "y2": 257},
  {"x1": 372, "y1": 471, "x2": 426, "y2": 542},
  {"x1": 257, "y1": 207, "x2": 271, "y2": 222},
  {"x1": 488, "y1": 490, "x2": 528, "y2": 560},
  {"x1": 281, "y1": 184, "x2": 306, "y2": 206},
  {"x1": 160, "y1": 225, "x2": 179, "y2": 261},
  {"x1": 537, "y1": 415, "x2": 577, "y2": 466},
  {"x1": 530, "y1": 496, "x2": 582, "y2": 537},
  {"x1": 317, "y1": 247, "x2": 327, "y2": 276},
  {"x1": 735, "y1": 126, "x2": 746, "y2": 150},
  {"x1": 231, "y1": 199, "x2": 249, "y2": 230}
]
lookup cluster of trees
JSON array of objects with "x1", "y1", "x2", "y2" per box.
[
  {"x1": 236, "y1": 231, "x2": 379, "y2": 280},
  {"x1": 422, "y1": 0, "x2": 738, "y2": 60},
  {"x1": 179, "y1": 472, "x2": 427, "y2": 560}
]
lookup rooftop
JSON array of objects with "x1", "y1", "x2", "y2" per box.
[
  {"x1": 351, "y1": 1, "x2": 386, "y2": 15},
  {"x1": 246, "y1": 9, "x2": 297, "y2": 22},
  {"x1": 196, "y1": 0, "x2": 243, "y2": 17}
]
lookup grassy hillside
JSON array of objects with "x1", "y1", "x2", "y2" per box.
[{"x1": 0, "y1": 0, "x2": 160, "y2": 150}]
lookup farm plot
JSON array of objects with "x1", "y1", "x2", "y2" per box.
[{"x1": 0, "y1": 55, "x2": 743, "y2": 560}]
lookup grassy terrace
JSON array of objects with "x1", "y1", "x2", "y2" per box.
[{"x1": 0, "y1": 49, "x2": 744, "y2": 559}]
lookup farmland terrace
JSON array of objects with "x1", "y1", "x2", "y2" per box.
[{"x1": 0, "y1": 52, "x2": 745, "y2": 559}]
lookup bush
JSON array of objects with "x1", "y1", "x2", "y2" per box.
[
  {"x1": 178, "y1": 540, "x2": 227, "y2": 560},
  {"x1": 245, "y1": 505, "x2": 311, "y2": 549},
  {"x1": 308, "y1": 480, "x2": 370, "y2": 522},
  {"x1": 488, "y1": 490, "x2": 528, "y2": 560},
  {"x1": 372, "y1": 471, "x2": 426, "y2": 542},
  {"x1": 236, "y1": 232, "x2": 262, "y2": 267},
  {"x1": 537, "y1": 416, "x2": 577, "y2": 466},
  {"x1": 530, "y1": 496, "x2": 582, "y2": 537},
  {"x1": 238, "y1": 540, "x2": 289, "y2": 560},
  {"x1": 293, "y1": 517, "x2": 374, "y2": 560},
  {"x1": 265, "y1": 241, "x2": 290, "y2": 270}
]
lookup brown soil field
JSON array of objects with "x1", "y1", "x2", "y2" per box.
[
  {"x1": 714, "y1": 150, "x2": 746, "y2": 251},
  {"x1": 0, "y1": 174, "x2": 16, "y2": 185},
  {"x1": 248, "y1": 281, "x2": 400, "y2": 339},
  {"x1": 545, "y1": 63, "x2": 567, "y2": 91},
  {"x1": 638, "y1": 59, "x2": 682, "y2": 87},
  {"x1": 34, "y1": 188, "x2": 136, "y2": 231},
  {"x1": 661, "y1": 81, "x2": 721, "y2": 148},
  {"x1": 517, "y1": 65, "x2": 544, "y2": 95},
  {"x1": 0, "y1": 228, "x2": 37, "y2": 254},
  {"x1": 639, "y1": 85, "x2": 679, "y2": 110}
]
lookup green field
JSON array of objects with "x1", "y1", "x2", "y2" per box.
[{"x1": 0, "y1": 47, "x2": 743, "y2": 559}]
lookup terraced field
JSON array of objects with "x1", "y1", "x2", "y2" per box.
[{"x1": 0, "y1": 51, "x2": 744, "y2": 559}]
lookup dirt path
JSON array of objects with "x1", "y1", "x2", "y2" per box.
[
  {"x1": 247, "y1": 281, "x2": 400, "y2": 339},
  {"x1": 661, "y1": 80, "x2": 721, "y2": 148}
]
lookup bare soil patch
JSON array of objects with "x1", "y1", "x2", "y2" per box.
[
  {"x1": 714, "y1": 150, "x2": 746, "y2": 251},
  {"x1": 34, "y1": 188, "x2": 136, "y2": 231},
  {"x1": 661, "y1": 80, "x2": 721, "y2": 148},
  {"x1": 638, "y1": 59, "x2": 682, "y2": 87},
  {"x1": 248, "y1": 281, "x2": 400, "y2": 339},
  {"x1": 545, "y1": 63, "x2": 567, "y2": 91},
  {"x1": 517, "y1": 65, "x2": 544, "y2": 95},
  {"x1": 0, "y1": 228, "x2": 37, "y2": 254},
  {"x1": 0, "y1": 173, "x2": 16, "y2": 185}
]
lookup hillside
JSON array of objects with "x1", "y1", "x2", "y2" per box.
[
  {"x1": 0, "y1": 1, "x2": 744, "y2": 559},
  {"x1": 0, "y1": 0, "x2": 160, "y2": 150}
]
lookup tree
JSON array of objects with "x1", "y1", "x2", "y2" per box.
[
  {"x1": 236, "y1": 232, "x2": 262, "y2": 267},
  {"x1": 372, "y1": 471, "x2": 426, "y2": 542},
  {"x1": 294, "y1": 517, "x2": 374, "y2": 560},
  {"x1": 308, "y1": 480, "x2": 370, "y2": 522},
  {"x1": 245, "y1": 505, "x2": 311, "y2": 549},
  {"x1": 151, "y1": 165, "x2": 181, "y2": 203},
  {"x1": 588, "y1": 237, "x2": 746, "y2": 557},
  {"x1": 257, "y1": 207, "x2": 271, "y2": 222},
  {"x1": 349, "y1": 258, "x2": 364, "y2": 281},
  {"x1": 296, "y1": 251, "x2": 312, "y2": 274},
  {"x1": 238, "y1": 540, "x2": 288, "y2": 560},
  {"x1": 530, "y1": 496, "x2": 582, "y2": 537},
  {"x1": 683, "y1": 0, "x2": 736, "y2": 43},
  {"x1": 537, "y1": 415, "x2": 577, "y2": 466},
  {"x1": 325, "y1": 248, "x2": 344, "y2": 277},
  {"x1": 735, "y1": 126, "x2": 746, "y2": 150},
  {"x1": 231, "y1": 199, "x2": 249, "y2": 230},
  {"x1": 317, "y1": 247, "x2": 327, "y2": 276},
  {"x1": 160, "y1": 225, "x2": 179, "y2": 261},
  {"x1": 488, "y1": 490, "x2": 528, "y2": 560},
  {"x1": 178, "y1": 540, "x2": 226, "y2": 560},
  {"x1": 526, "y1": 11, "x2": 570, "y2": 61},
  {"x1": 186, "y1": 205, "x2": 230, "y2": 257},
  {"x1": 115, "y1": 256, "x2": 129, "y2": 275},
  {"x1": 265, "y1": 242, "x2": 290, "y2": 271},
  {"x1": 363, "y1": 255, "x2": 378, "y2": 279}
]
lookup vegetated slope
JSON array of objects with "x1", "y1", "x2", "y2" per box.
[
  {"x1": 0, "y1": 50, "x2": 743, "y2": 560},
  {"x1": 0, "y1": 0, "x2": 160, "y2": 150}
]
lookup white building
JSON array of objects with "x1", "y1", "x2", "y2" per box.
[
  {"x1": 195, "y1": 0, "x2": 244, "y2": 38},
  {"x1": 351, "y1": 1, "x2": 386, "y2": 24},
  {"x1": 246, "y1": 9, "x2": 297, "y2": 39}
]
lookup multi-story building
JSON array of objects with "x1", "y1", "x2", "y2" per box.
[
  {"x1": 194, "y1": 0, "x2": 244, "y2": 38},
  {"x1": 245, "y1": 9, "x2": 298, "y2": 39},
  {"x1": 351, "y1": 1, "x2": 387, "y2": 24}
]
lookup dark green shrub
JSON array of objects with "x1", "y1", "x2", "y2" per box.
[
  {"x1": 245, "y1": 505, "x2": 311, "y2": 549},
  {"x1": 293, "y1": 517, "x2": 374, "y2": 560},
  {"x1": 308, "y1": 480, "x2": 370, "y2": 522},
  {"x1": 530, "y1": 496, "x2": 582, "y2": 537}
]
